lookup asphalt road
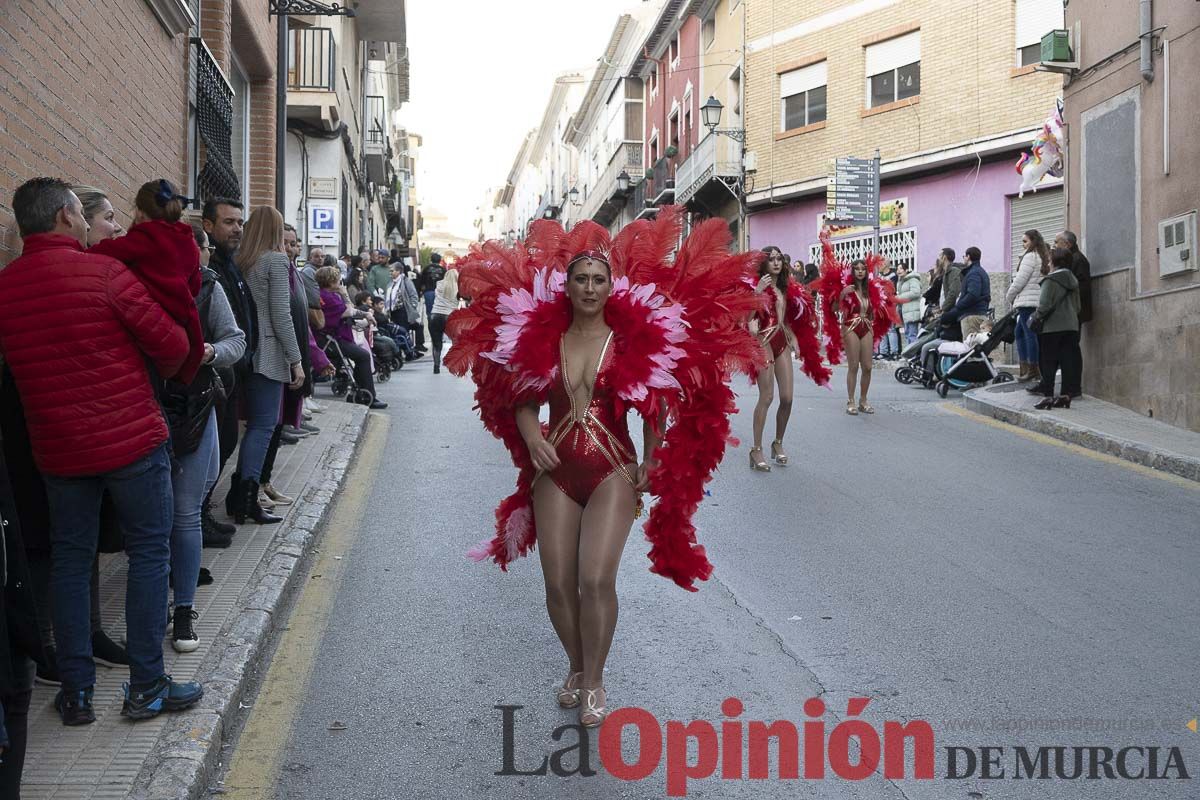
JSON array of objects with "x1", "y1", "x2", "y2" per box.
[{"x1": 218, "y1": 356, "x2": 1200, "y2": 800}]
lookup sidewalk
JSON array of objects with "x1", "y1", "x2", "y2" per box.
[
  {"x1": 963, "y1": 381, "x2": 1200, "y2": 482},
  {"x1": 22, "y1": 401, "x2": 370, "y2": 800}
]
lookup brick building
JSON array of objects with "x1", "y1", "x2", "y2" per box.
[
  {"x1": 0, "y1": 0, "x2": 276, "y2": 266},
  {"x1": 743, "y1": 0, "x2": 1065, "y2": 279},
  {"x1": 1061, "y1": 1, "x2": 1200, "y2": 430}
]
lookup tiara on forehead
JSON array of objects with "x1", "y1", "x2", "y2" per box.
[{"x1": 566, "y1": 249, "x2": 610, "y2": 269}]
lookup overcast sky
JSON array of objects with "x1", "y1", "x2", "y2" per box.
[{"x1": 398, "y1": 0, "x2": 638, "y2": 237}]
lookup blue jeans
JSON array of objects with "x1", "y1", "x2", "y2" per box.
[
  {"x1": 903, "y1": 321, "x2": 920, "y2": 347},
  {"x1": 236, "y1": 372, "x2": 283, "y2": 482},
  {"x1": 44, "y1": 444, "x2": 173, "y2": 690},
  {"x1": 172, "y1": 410, "x2": 219, "y2": 608},
  {"x1": 1014, "y1": 307, "x2": 1040, "y2": 364},
  {"x1": 423, "y1": 290, "x2": 435, "y2": 319}
]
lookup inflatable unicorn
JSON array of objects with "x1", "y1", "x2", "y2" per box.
[{"x1": 1016, "y1": 99, "x2": 1065, "y2": 198}]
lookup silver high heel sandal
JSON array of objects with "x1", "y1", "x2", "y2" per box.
[
  {"x1": 579, "y1": 687, "x2": 608, "y2": 728},
  {"x1": 556, "y1": 671, "x2": 583, "y2": 709},
  {"x1": 770, "y1": 440, "x2": 789, "y2": 466}
]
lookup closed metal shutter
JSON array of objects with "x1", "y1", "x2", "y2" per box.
[{"x1": 1009, "y1": 188, "x2": 1065, "y2": 270}]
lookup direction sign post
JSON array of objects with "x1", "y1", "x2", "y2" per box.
[{"x1": 825, "y1": 152, "x2": 882, "y2": 251}]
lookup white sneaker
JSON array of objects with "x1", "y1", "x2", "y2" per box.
[{"x1": 307, "y1": 399, "x2": 326, "y2": 414}]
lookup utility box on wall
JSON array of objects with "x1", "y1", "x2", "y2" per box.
[
  {"x1": 1158, "y1": 212, "x2": 1197, "y2": 277},
  {"x1": 1041, "y1": 29, "x2": 1072, "y2": 63}
]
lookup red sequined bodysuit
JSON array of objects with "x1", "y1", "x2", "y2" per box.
[
  {"x1": 754, "y1": 287, "x2": 790, "y2": 359},
  {"x1": 537, "y1": 332, "x2": 638, "y2": 507},
  {"x1": 841, "y1": 290, "x2": 873, "y2": 338}
]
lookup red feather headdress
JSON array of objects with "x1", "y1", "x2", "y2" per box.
[{"x1": 446, "y1": 207, "x2": 765, "y2": 591}]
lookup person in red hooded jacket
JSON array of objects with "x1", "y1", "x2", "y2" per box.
[{"x1": 0, "y1": 178, "x2": 203, "y2": 726}]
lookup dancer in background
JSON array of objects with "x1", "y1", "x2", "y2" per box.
[
  {"x1": 748, "y1": 246, "x2": 830, "y2": 471},
  {"x1": 815, "y1": 232, "x2": 900, "y2": 415}
]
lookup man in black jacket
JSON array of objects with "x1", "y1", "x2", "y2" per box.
[
  {"x1": 418, "y1": 252, "x2": 447, "y2": 319},
  {"x1": 202, "y1": 198, "x2": 255, "y2": 533},
  {"x1": 1055, "y1": 231, "x2": 1092, "y2": 324}
]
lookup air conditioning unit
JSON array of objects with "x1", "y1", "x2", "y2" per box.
[{"x1": 1159, "y1": 211, "x2": 1198, "y2": 277}]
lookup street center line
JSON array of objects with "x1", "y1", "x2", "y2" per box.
[{"x1": 222, "y1": 413, "x2": 390, "y2": 799}]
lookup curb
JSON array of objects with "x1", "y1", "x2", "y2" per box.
[
  {"x1": 128, "y1": 405, "x2": 372, "y2": 800},
  {"x1": 962, "y1": 389, "x2": 1200, "y2": 483}
]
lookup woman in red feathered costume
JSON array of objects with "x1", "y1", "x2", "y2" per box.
[
  {"x1": 813, "y1": 230, "x2": 900, "y2": 415},
  {"x1": 747, "y1": 245, "x2": 831, "y2": 471},
  {"x1": 446, "y1": 207, "x2": 763, "y2": 728}
]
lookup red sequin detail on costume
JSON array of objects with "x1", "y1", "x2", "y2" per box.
[
  {"x1": 542, "y1": 333, "x2": 637, "y2": 506},
  {"x1": 754, "y1": 286, "x2": 789, "y2": 359},
  {"x1": 841, "y1": 290, "x2": 873, "y2": 338}
]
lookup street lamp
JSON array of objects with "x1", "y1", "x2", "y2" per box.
[
  {"x1": 701, "y1": 95, "x2": 723, "y2": 132},
  {"x1": 616, "y1": 170, "x2": 631, "y2": 193},
  {"x1": 568, "y1": 186, "x2": 580, "y2": 206}
]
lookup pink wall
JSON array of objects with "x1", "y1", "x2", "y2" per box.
[{"x1": 749, "y1": 159, "x2": 1055, "y2": 272}]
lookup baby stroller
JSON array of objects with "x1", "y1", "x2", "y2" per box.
[
  {"x1": 894, "y1": 323, "x2": 939, "y2": 386},
  {"x1": 931, "y1": 309, "x2": 1017, "y2": 397},
  {"x1": 318, "y1": 333, "x2": 374, "y2": 405}
]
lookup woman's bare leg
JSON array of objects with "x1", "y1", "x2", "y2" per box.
[
  {"x1": 576, "y1": 473, "x2": 638, "y2": 689},
  {"x1": 751, "y1": 342, "x2": 775, "y2": 450},
  {"x1": 533, "y1": 478, "x2": 585, "y2": 672},
  {"x1": 843, "y1": 326, "x2": 859, "y2": 403},
  {"x1": 773, "y1": 350, "x2": 794, "y2": 443},
  {"x1": 857, "y1": 332, "x2": 874, "y2": 401}
]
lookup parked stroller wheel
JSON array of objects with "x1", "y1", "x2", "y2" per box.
[
  {"x1": 345, "y1": 392, "x2": 356, "y2": 403},
  {"x1": 993, "y1": 372, "x2": 1015, "y2": 384},
  {"x1": 332, "y1": 374, "x2": 349, "y2": 397},
  {"x1": 376, "y1": 365, "x2": 392, "y2": 383},
  {"x1": 936, "y1": 380, "x2": 949, "y2": 398},
  {"x1": 354, "y1": 389, "x2": 374, "y2": 406},
  {"x1": 895, "y1": 367, "x2": 916, "y2": 385}
]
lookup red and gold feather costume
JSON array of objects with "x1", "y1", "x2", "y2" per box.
[
  {"x1": 445, "y1": 207, "x2": 765, "y2": 591},
  {"x1": 749, "y1": 277, "x2": 831, "y2": 387},
  {"x1": 813, "y1": 229, "x2": 901, "y2": 363}
]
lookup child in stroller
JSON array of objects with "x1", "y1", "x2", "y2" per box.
[
  {"x1": 352, "y1": 292, "x2": 404, "y2": 382},
  {"x1": 929, "y1": 310, "x2": 1017, "y2": 397}
]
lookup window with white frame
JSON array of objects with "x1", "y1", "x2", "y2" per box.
[
  {"x1": 1015, "y1": 0, "x2": 1064, "y2": 67},
  {"x1": 702, "y1": 18, "x2": 715, "y2": 50},
  {"x1": 780, "y1": 60, "x2": 827, "y2": 131},
  {"x1": 649, "y1": 65, "x2": 658, "y2": 96},
  {"x1": 669, "y1": 35, "x2": 679, "y2": 69},
  {"x1": 865, "y1": 30, "x2": 920, "y2": 108}
]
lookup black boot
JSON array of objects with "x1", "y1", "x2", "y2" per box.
[
  {"x1": 202, "y1": 498, "x2": 235, "y2": 535},
  {"x1": 235, "y1": 478, "x2": 282, "y2": 525},
  {"x1": 433, "y1": 348, "x2": 441, "y2": 374},
  {"x1": 224, "y1": 472, "x2": 242, "y2": 518},
  {"x1": 202, "y1": 513, "x2": 234, "y2": 548}
]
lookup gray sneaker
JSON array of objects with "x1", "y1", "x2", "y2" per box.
[{"x1": 282, "y1": 425, "x2": 311, "y2": 438}]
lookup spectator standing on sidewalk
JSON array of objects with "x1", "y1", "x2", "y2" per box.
[
  {"x1": 419, "y1": 252, "x2": 447, "y2": 319},
  {"x1": 1006, "y1": 230, "x2": 1049, "y2": 383},
  {"x1": 1055, "y1": 230, "x2": 1091, "y2": 397},
  {"x1": 941, "y1": 246, "x2": 991, "y2": 338},
  {"x1": 232, "y1": 207, "x2": 305, "y2": 525},
  {"x1": 0, "y1": 178, "x2": 202, "y2": 724},
  {"x1": 875, "y1": 259, "x2": 900, "y2": 359},
  {"x1": 164, "y1": 221, "x2": 246, "y2": 652},
  {"x1": 255, "y1": 223, "x2": 317, "y2": 516},
  {"x1": 1031, "y1": 248, "x2": 1082, "y2": 409},
  {"x1": 429, "y1": 268, "x2": 460, "y2": 374},
  {"x1": 203, "y1": 198, "x2": 254, "y2": 531},
  {"x1": 365, "y1": 249, "x2": 392, "y2": 296},
  {"x1": 0, "y1": 445, "x2": 43, "y2": 795},
  {"x1": 894, "y1": 263, "x2": 924, "y2": 346}
]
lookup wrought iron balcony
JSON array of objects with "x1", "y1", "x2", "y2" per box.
[
  {"x1": 650, "y1": 156, "x2": 675, "y2": 205},
  {"x1": 579, "y1": 142, "x2": 643, "y2": 226},
  {"x1": 288, "y1": 27, "x2": 336, "y2": 91},
  {"x1": 675, "y1": 130, "x2": 742, "y2": 205},
  {"x1": 364, "y1": 95, "x2": 389, "y2": 184}
]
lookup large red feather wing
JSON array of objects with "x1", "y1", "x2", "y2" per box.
[{"x1": 785, "y1": 282, "x2": 832, "y2": 386}]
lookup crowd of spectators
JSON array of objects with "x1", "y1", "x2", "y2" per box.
[{"x1": 0, "y1": 176, "x2": 450, "y2": 794}]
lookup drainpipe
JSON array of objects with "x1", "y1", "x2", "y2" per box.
[{"x1": 1140, "y1": 0, "x2": 1154, "y2": 82}]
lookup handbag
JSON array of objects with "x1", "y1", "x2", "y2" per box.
[
  {"x1": 1029, "y1": 289, "x2": 1068, "y2": 334},
  {"x1": 162, "y1": 368, "x2": 217, "y2": 457}
]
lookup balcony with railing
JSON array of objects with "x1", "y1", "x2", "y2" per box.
[
  {"x1": 649, "y1": 156, "x2": 675, "y2": 205},
  {"x1": 674, "y1": 130, "x2": 742, "y2": 205},
  {"x1": 286, "y1": 27, "x2": 339, "y2": 128},
  {"x1": 579, "y1": 142, "x2": 643, "y2": 226},
  {"x1": 364, "y1": 95, "x2": 389, "y2": 184}
]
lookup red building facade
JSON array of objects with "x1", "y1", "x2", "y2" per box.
[{"x1": 637, "y1": 3, "x2": 702, "y2": 206}]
